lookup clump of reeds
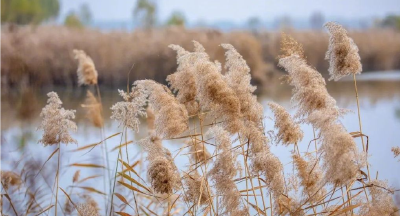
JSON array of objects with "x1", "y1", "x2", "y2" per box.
[
  {"x1": 73, "y1": 49, "x2": 98, "y2": 85},
  {"x1": 325, "y1": 22, "x2": 362, "y2": 81},
  {"x1": 23, "y1": 23, "x2": 399, "y2": 216},
  {"x1": 278, "y1": 46, "x2": 363, "y2": 185},
  {"x1": 38, "y1": 91, "x2": 77, "y2": 146}
]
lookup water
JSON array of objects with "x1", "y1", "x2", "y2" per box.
[{"x1": 1, "y1": 73, "x2": 400, "y2": 214}]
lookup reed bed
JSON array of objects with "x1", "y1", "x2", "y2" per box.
[
  {"x1": 2, "y1": 25, "x2": 400, "y2": 90},
  {"x1": 1, "y1": 22, "x2": 400, "y2": 216}
]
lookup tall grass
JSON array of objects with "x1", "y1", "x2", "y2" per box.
[{"x1": 1, "y1": 22, "x2": 400, "y2": 216}]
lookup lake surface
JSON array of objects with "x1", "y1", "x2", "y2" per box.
[{"x1": 1, "y1": 72, "x2": 400, "y2": 214}]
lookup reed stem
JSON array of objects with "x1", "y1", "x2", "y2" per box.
[
  {"x1": 353, "y1": 74, "x2": 371, "y2": 181},
  {"x1": 55, "y1": 143, "x2": 61, "y2": 216}
]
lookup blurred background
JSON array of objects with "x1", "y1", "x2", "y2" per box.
[{"x1": 1, "y1": 0, "x2": 400, "y2": 213}]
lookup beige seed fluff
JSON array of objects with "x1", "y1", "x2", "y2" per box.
[
  {"x1": 268, "y1": 102, "x2": 303, "y2": 145},
  {"x1": 38, "y1": 92, "x2": 77, "y2": 146},
  {"x1": 325, "y1": 22, "x2": 362, "y2": 81},
  {"x1": 134, "y1": 80, "x2": 189, "y2": 138}
]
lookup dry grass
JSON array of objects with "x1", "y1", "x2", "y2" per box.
[{"x1": 1, "y1": 23, "x2": 400, "y2": 216}]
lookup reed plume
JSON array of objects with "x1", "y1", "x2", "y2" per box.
[
  {"x1": 325, "y1": 22, "x2": 362, "y2": 81},
  {"x1": 392, "y1": 146, "x2": 400, "y2": 158},
  {"x1": 358, "y1": 180, "x2": 399, "y2": 216},
  {"x1": 38, "y1": 92, "x2": 77, "y2": 146},
  {"x1": 251, "y1": 146, "x2": 285, "y2": 212},
  {"x1": 292, "y1": 154, "x2": 325, "y2": 203},
  {"x1": 82, "y1": 91, "x2": 103, "y2": 128},
  {"x1": 279, "y1": 33, "x2": 305, "y2": 59},
  {"x1": 195, "y1": 61, "x2": 242, "y2": 133},
  {"x1": 139, "y1": 135, "x2": 180, "y2": 194},
  {"x1": 134, "y1": 80, "x2": 189, "y2": 138},
  {"x1": 1, "y1": 171, "x2": 22, "y2": 190},
  {"x1": 183, "y1": 171, "x2": 210, "y2": 206},
  {"x1": 279, "y1": 45, "x2": 363, "y2": 185},
  {"x1": 76, "y1": 203, "x2": 99, "y2": 216},
  {"x1": 268, "y1": 102, "x2": 303, "y2": 145},
  {"x1": 168, "y1": 41, "x2": 209, "y2": 115},
  {"x1": 188, "y1": 139, "x2": 211, "y2": 164},
  {"x1": 207, "y1": 126, "x2": 249, "y2": 216},
  {"x1": 110, "y1": 89, "x2": 147, "y2": 131},
  {"x1": 73, "y1": 49, "x2": 98, "y2": 85},
  {"x1": 222, "y1": 43, "x2": 264, "y2": 126},
  {"x1": 278, "y1": 55, "x2": 338, "y2": 121}
]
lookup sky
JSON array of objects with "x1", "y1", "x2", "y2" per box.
[{"x1": 59, "y1": 0, "x2": 400, "y2": 24}]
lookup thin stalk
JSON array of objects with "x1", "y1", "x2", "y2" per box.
[
  {"x1": 312, "y1": 128, "x2": 318, "y2": 158},
  {"x1": 109, "y1": 129, "x2": 125, "y2": 216},
  {"x1": 1, "y1": 182, "x2": 18, "y2": 216},
  {"x1": 95, "y1": 83, "x2": 111, "y2": 214},
  {"x1": 198, "y1": 114, "x2": 216, "y2": 216},
  {"x1": 124, "y1": 128, "x2": 139, "y2": 215},
  {"x1": 55, "y1": 143, "x2": 61, "y2": 216},
  {"x1": 269, "y1": 193, "x2": 273, "y2": 216},
  {"x1": 352, "y1": 74, "x2": 371, "y2": 181},
  {"x1": 257, "y1": 175, "x2": 267, "y2": 213},
  {"x1": 240, "y1": 137, "x2": 260, "y2": 214}
]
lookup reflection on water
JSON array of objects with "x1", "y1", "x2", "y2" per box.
[{"x1": 2, "y1": 75, "x2": 400, "y2": 212}]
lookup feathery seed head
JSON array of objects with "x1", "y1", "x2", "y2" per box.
[
  {"x1": 110, "y1": 89, "x2": 147, "y2": 131},
  {"x1": 139, "y1": 136, "x2": 180, "y2": 194},
  {"x1": 188, "y1": 139, "x2": 211, "y2": 164},
  {"x1": 324, "y1": 22, "x2": 362, "y2": 81},
  {"x1": 222, "y1": 43, "x2": 264, "y2": 126},
  {"x1": 195, "y1": 61, "x2": 243, "y2": 133},
  {"x1": 167, "y1": 41, "x2": 209, "y2": 115},
  {"x1": 183, "y1": 171, "x2": 210, "y2": 205},
  {"x1": 134, "y1": 80, "x2": 189, "y2": 138},
  {"x1": 38, "y1": 92, "x2": 77, "y2": 146},
  {"x1": 268, "y1": 102, "x2": 303, "y2": 145},
  {"x1": 279, "y1": 33, "x2": 306, "y2": 60},
  {"x1": 73, "y1": 49, "x2": 98, "y2": 85}
]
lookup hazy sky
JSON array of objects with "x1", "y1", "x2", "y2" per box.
[{"x1": 60, "y1": 0, "x2": 400, "y2": 23}]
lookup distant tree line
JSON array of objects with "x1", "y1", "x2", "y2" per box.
[{"x1": 1, "y1": 0, "x2": 59, "y2": 24}]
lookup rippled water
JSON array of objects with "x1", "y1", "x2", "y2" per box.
[{"x1": 1, "y1": 73, "x2": 400, "y2": 213}]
